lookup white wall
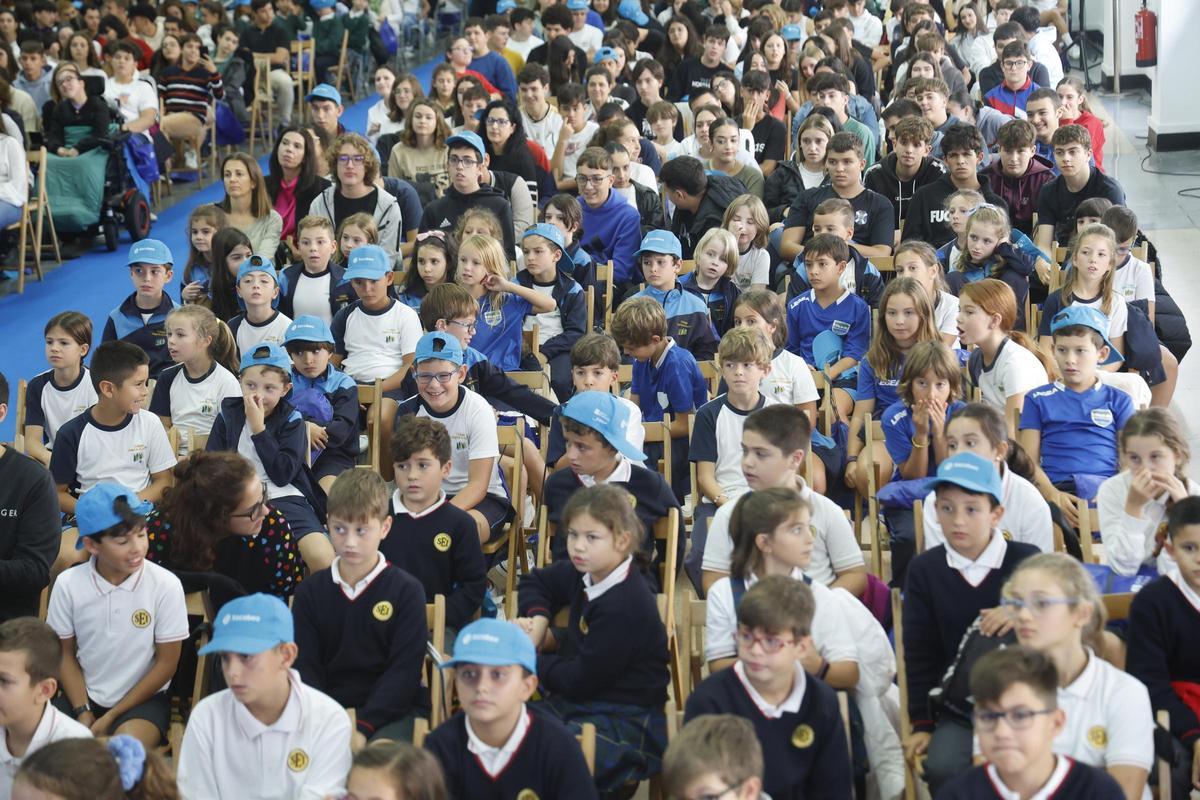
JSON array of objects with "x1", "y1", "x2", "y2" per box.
[{"x1": 1146, "y1": 0, "x2": 1200, "y2": 138}]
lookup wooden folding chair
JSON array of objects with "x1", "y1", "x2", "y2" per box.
[
  {"x1": 855, "y1": 420, "x2": 886, "y2": 578},
  {"x1": 1156, "y1": 709, "x2": 1172, "y2": 800},
  {"x1": 413, "y1": 716, "x2": 429, "y2": 745},
  {"x1": 914, "y1": 498, "x2": 925, "y2": 553},
  {"x1": 1076, "y1": 498, "x2": 1103, "y2": 564},
  {"x1": 892, "y1": 588, "x2": 922, "y2": 800},
  {"x1": 521, "y1": 324, "x2": 547, "y2": 370},
  {"x1": 807, "y1": 367, "x2": 834, "y2": 436},
  {"x1": 586, "y1": 284, "x2": 596, "y2": 331},
  {"x1": 247, "y1": 55, "x2": 274, "y2": 154},
  {"x1": 290, "y1": 39, "x2": 315, "y2": 123},
  {"x1": 595, "y1": 260, "x2": 614, "y2": 328},
  {"x1": 22, "y1": 147, "x2": 59, "y2": 287},
  {"x1": 697, "y1": 360, "x2": 720, "y2": 397},
  {"x1": 357, "y1": 379, "x2": 384, "y2": 472},
  {"x1": 491, "y1": 420, "x2": 526, "y2": 618},
  {"x1": 577, "y1": 722, "x2": 597, "y2": 776},
  {"x1": 426, "y1": 594, "x2": 448, "y2": 727},
  {"x1": 333, "y1": 30, "x2": 351, "y2": 101},
  {"x1": 1101, "y1": 591, "x2": 1134, "y2": 622},
  {"x1": 681, "y1": 594, "x2": 706, "y2": 701},
  {"x1": 167, "y1": 590, "x2": 216, "y2": 763},
  {"x1": 641, "y1": 420, "x2": 672, "y2": 488},
  {"x1": 13, "y1": 378, "x2": 27, "y2": 453}
]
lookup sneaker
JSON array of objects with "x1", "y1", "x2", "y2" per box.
[
  {"x1": 487, "y1": 560, "x2": 509, "y2": 589},
  {"x1": 183, "y1": 148, "x2": 198, "y2": 170}
]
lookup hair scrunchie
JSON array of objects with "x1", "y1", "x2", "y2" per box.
[{"x1": 106, "y1": 734, "x2": 147, "y2": 791}]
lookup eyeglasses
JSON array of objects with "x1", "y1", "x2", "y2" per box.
[
  {"x1": 337, "y1": 154, "x2": 365, "y2": 165},
  {"x1": 1002, "y1": 59, "x2": 1029, "y2": 69},
  {"x1": 446, "y1": 318, "x2": 477, "y2": 332},
  {"x1": 999, "y1": 595, "x2": 1078, "y2": 615},
  {"x1": 57, "y1": 73, "x2": 78, "y2": 86},
  {"x1": 448, "y1": 155, "x2": 479, "y2": 168},
  {"x1": 415, "y1": 371, "x2": 457, "y2": 385},
  {"x1": 576, "y1": 173, "x2": 610, "y2": 186},
  {"x1": 230, "y1": 483, "x2": 269, "y2": 520},
  {"x1": 485, "y1": 117, "x2": 512, "y2": 127},
  {"x1": 974, "y1": 707, "x2": 1055, "y2": 731},
  {"x1": 671, "y1": 780, "x2": 747, "y2": 800},
  {"x1": 734, "y1": 628, "x2": 795, "y2": 654}
]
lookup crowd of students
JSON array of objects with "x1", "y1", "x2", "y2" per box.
[{"x1": 0, "y1": 0, "x2": 1197, "y2": 797}]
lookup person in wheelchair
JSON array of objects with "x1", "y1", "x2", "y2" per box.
[{"x1": 43, "y1": 63, "x2": 112, "y2": 158}]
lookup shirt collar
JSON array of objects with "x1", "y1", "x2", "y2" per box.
[
  {"x1": 944, "y1": 530, "x2": 1008, "y2": 587},
  {"x1": 732, "y1": 661, "x2": 806, "y2": 719},
  {"x1": 0, "y1": 702, "x2": 59, "y2": 763},
  {"x1": 582, "y1": 555, "x2": 634, "y2": 601},
  {"x1": 653, "y1": 338, "x2": 676, "y2": 369},
  {"x1": 391, "y1": 489, "x2": 448, "y2": 520},
  {"x1": 808, "y1": 287, "x2": 851, "y2": 305},
  {"x1": 578, "y1": 455, "x2": 632, "y2": 487},
  {"x1": 1168, "y1": 571, "x2": 1200, "y2": 614},
  {"x1": 87, "y1": 556, "x2": 145, "y2": 595},
  {"x1": 234, "y1": 669, "x2": 303, "y2": 739},
  {"x1": 330, "y1": 552, "x2": 388, "y2": 600},
  {"x1": 985, "y1": 755, "x2": 1072, "y2": 800},
  {"x1": 1060, "y1": 647, "x2": 1099, "y2": 700},
  {"x1": 465, "y1": 705, "x2": 531, "y2": 778}
]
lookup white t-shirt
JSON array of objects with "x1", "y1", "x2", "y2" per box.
[
  {"x1": 522, "y1": 280, "x2": 562, "y2": 345},
  {"x1": 734, "y1": 247, "x2": 770, "y2": 290},
  {"x1": 49, "y1": 409, "x2": 176, "y2": 494},
  {"x1": 1096, "y1": 470, "x2": 1200, "y2": 577},
  {"x1": 332, "y1": 299, "x2": 422, "y2": 382},
  {"x1": 850, "y1": 10, "x2": 883, "y2": 48},
  {"x1": 703, "y1": 479, "x2": 864, "y2": 586},
  {"x1": 933, "y1": 291, "x2": 960, "y2": 340},
  {"x1": 238, "y1": 422, "x2": 303, "y2": 501},
  {"x1": 922, "y1": 465, "x2": 1053, "y2": 553},
  {"x1": 177, "y1": 671, "x2": 353, "y2": 800},
  {"x1": 233, "y1": 310, "x2": 292, "y2": 355},
  {"x1": 977, "y1": 337, "x2": 1049, "y2": 411},
  {"x1": 291, "y1": 271, "x2": 334, "y2": 325},
  {"x1": 521, "y1": 105, "x2": 564, "y2": 155},
  {"x1": 103, "y1": 77, "x2": 157, "y2": 140},
  {"x1": 155, "y1": 362, "x2": 242, "y2": 435},
  {"x1": 397, "y1": 386, "x2": 508, "y2": 500},
  {"x1": 799, "y1": 164, "x2": 826, "y2": 190},
  {"x1": 561, "y1": 122, "x2": 599, "y2": 178},
  {"x1": 1112, "y1": 256, "x2": 1155, "y2": 304},
  {"x1": 567, "y1": 25, "x2": 603, "y2": 55},
  {"x1": 764, "y1": 348, "x2": 820, "y2": 407},
  {"x1": 691, "y1": 395, "x2": 779, "y2": 500},
  {"x1": 0, "y1": 704, "x2": 92, "y2": 797},
  {"x1": 47, "y1": 558, "x2": 189, "y2": 708},
  {"x1": 24, "y1": 368, "x2": 98, "y2": 448},
  {"x1": 1072, "y1": 292, "x2": 1129, "y2": 340},
  {"x1": 507, "y1": 35, "x2": 543, "y2": 62}
]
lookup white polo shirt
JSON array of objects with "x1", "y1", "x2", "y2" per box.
[
  {"x1": 332, "y1": 300, "x2": 422, "y2": 382},
  {"x1": 152, "y1": 362, "x2": 241, "y2": 435},
  {"x1": 46, "y1": 558, "x2": 189, "y2": 708},
  {"x1": 922, "y1": 465, "x2": 1053, "y2": 554},
  {"x1": 24, "y1": 368, "x2": 98, "y2": 449},
  {"x1": 765, "y1": 348, "x2": 820, "y2": 407},
  {"x1": 977, "y1": 338, "x2": 1049, "y2": 411},
  {"x1": 702, "y1": 479, "x2": 864, "y2": 586},
  {"x1": 0, "y1": 703, "x2": 92, "y2": 797},
  {"x1": 49, "y1": 409, "x2": 175, "y2": 494},
  {"x1": 177, "y1": 670, "x2": 352, "y2": 800}
]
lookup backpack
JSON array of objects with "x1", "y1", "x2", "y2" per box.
[{"x1": 928, "y1": 617, "x2": 1016, "y2": 725}]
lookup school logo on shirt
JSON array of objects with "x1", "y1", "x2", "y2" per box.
[
  {"x1": 483, "y1": 310, "x2": 503, "y2": 327},
  {"x1": 517, "y1": 791, "x2": 540, "y2": 800},
  {"x1": 130, "y1": 443, "x2": 146, "y2": 464},
  {"x1": 1001, "y1": 530, "x2": 1013, "y2": 541},
  {"x1": 1087, "y1": 725, "x2": 1108, "y2": 749},
  {"x1": 372, "y1": 601, "x2": 393, "y2": 621},
  {"x1": 854, "y1": 210, "x2": 868, "y2": 226},
  {"x1": 1091, "y1": 409, "x2": 1114, "y2": 428},
  {"x1": 201, "y1": 398, "x2": 215, "y2": 415},
  {"x1": 453, "y1": 434, "x2": 469, "y2": 452},
  {"x1": 131, "y1": 609, "x2": 152, "y2": 628},
  {"x1": 676, "y1": 319, "x2": 690, "y2": 337},
  {"x1": 383, "y1": 327, "x2": 399, "y2": 344},
  {"x1": 791, "y1": 724, "x2": 815, "y2": 748},
  {"x1": 433, "y1": 533, "x2": 452, "y2": 552},
  {"x1": 831, "y1": 321, "x2": 851, "y2": 336},
  {"x1": 579, "y1": 616, "x2": 589, "y2": 635},
  {"x1": 286, "y1": 748, "x2": 310, "y2": 772}
]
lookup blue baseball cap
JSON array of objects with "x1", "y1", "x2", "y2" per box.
[
  {"x1": 442, "y1": 618, "x2": 536, "y2": 674},
  {"x1": 199, "y1": 594, "x2": 294, "y2": 655},
  {"x1": 781, "y1": 24, "x2": 804, "y2": 41},
  {"x1": 522, "y1": 222, "x2": 566, "y2": 253},
  {"x1": 284, "y1": 315, "x2": 335, "y2": 345},
  {"x1": 566, "y1": 0, "x2": 588, "y2": 10},
  {"x1": 127, "y1": 238, "x2": 172, "y2": 267},
  {"x1": 562, "y1": 391, "x2": 646, "y2": 462},
  {"x1": 593, "y1": 46, "x2": 619, "y2": 64},
  {"x1": 413, "y1": 331, "x2": 464, "y2": 367},
  {"x1": 925, "y1": 452, "x2": 1004, "y2": 505},
  {"x1": 497, "y1": 0, "x2": 517, "y2": 11},
  {"x1": 617, "y1": 0, "x2": 649, "y2": 25},
  {"x1": 343, "y1": 245, "x2": 392, "y2": 281},
  {"x1": 310, "y1": 0, "x2": 335, "y2": 9},
  {"x1": 634, "y1": 230, "x2": 682, "y2": 259},
  {"x1": 1049, "y1": 305, "x2": 1124, "y2": 365},
  {"x1": 446, "y1": 130, "x2": 486, "y2": 157},
  {"x1": 240, "y1": 342, "x2": 292, "y2": 373},
  {"x1": 74, "y1": 483, "x2": 153, "y2": 549},
  {"x1": 236, "y1": 254, "x2": 277, "y2": 284},
  {"x1": 306, "y1": 82, "x2": 342, "y2": 106}
]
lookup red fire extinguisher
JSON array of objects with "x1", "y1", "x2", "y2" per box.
[{"x1": 1135, "y1": 0, "x2": 1157, "y2": 68}]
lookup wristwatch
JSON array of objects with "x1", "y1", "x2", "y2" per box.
[{"x1": 72, "y1": 701, "x2": 92, "y2": 718}]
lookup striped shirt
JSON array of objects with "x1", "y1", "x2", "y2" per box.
[{"x1": 158, "y1": 65, "x2": 223, "y2": 119}]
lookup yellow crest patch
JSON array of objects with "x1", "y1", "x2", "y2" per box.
[
  {"x1": 516, "y1": 791, "x2": 540, "y2": 800},
  {"x1": 1002, "y1": 530, "x2": 1013, "y2": 541},
  {"x1": 1087, "y1": 725, "x2": 1107, "y2": 749},
  {"x1": 286, "y1": 748, "x2": 309, "y2": 772},
  {"x1": 433, "y1": 533, "x2": 453, "y2": 552},
  {"x1": 131, "y1": 609, "x2": 152, "y2": 628},
  {"x1": 579, "y1": 616, "x2": 589, "y2": 635},
  {"x1": 791, "y1": 724, "x2": 814, "y2": 749},
  {"x1": 372, "y1": 601, "x2": 394, "y2": 621}
]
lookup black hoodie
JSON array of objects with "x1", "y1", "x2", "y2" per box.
[
  {"x1": 669, "y1": 173, "x2": 747, "y2": 259},
  {"x1": 901, "y1": 172, "x2": 1007, "y2": 247},
  {"x1": 419, "y1": 182, "x2": 516, "y2": 259},
  {"x1": 864, "y1": 154, "x2": 948, "y2": 228}
]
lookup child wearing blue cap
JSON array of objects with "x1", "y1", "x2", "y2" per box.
[
  {"x1": 901, "y1": 452, "x2": 1039, "y2": 794},
  {"x1": 229, "y1": 254, "x2": 293, "y2": 354},
  {"x1": 177, "y1": 593, "x2": 353, "y2": 799},
  {"x1": 101, "y1": 239, "x2": 178, "y2": 379},
  {"x1": 207, "y1": 342, "x2": 335, "y2": 572},
  {"x1": 311, "y1": 0, "x2": 343, "y2": 84},
  {"x1": 424, "y1": 618, "x2": 598, "y2": 798},
  {"x1": 1020, "y1": 304, "x2": 1134, "y2": 531},
  {"x1": 626, "y1": 229, "x2": 720, "y2": 363},
  {"x1": 284, "y1": 315, "x2": 360, "y2": 492},
  {"x1": 46, "y1": 482, "x2": 188, "y2": 750},
  {"x1": 516, "y1": 223, "x2": 587, "y2": 402}
]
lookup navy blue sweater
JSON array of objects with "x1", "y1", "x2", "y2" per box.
[
  {"x1": 424, "y1": 707, "x2": 599, "y2": 800},
  {"x1": 384, "y1": 496, "x2": 487, "y2": 630},
  {"x1": 1127, "y1": 576, "x2": 1200, "y2": 747},
  {"x1": 685, "y1": 666, "x2": 851, "y2": 800},
  {"x1": 292, "y1": 562, "x2": 428, "y2": 737},
  {"x1": 100, "y1": 292, "x2": 177, "y2": 378},
  {"x1": 518, "y1": 559, "x2": 669, "y2": 708},
  {"x1": 936, "y1": 758, "x2": 1125, "y2": 799},
  {"x1": 515, "y1": 268, "x2": 587, "y2": 361},
  {"x1": 678, "y1": 273, "x2": 741, "y2": 337},
  {"x1": 903, "y1": 542, "x2": 1037, "y2": 732}
]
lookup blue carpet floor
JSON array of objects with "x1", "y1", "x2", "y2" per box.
[{"x1": 0, "y1": 57, "x2": 437, "y2": 441}]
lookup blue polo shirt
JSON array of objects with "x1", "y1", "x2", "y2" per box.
[
  {"x1": 470, "y1": 292, "x2": 534, "y2": 372},
  {"x1": 784, "y1": 289, "x2": 871, "y2": 366},
  {"x1": 1019, "y1": 380, "x2": 1135, "y2": 484},
  {"x1": 856, "y1": 354, "x2": 904, "y2": 415},
  {"x1": 882, "y1": 399, "x2": 967, "y2": 478},
  {"x1": 631, "y1": 339, "x2": 708, "y2": 423}
]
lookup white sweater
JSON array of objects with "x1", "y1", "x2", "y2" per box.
[{"x1": 0, "y1": 133, "x2": 28, "y2": 209}]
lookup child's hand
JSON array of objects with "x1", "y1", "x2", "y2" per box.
[
  {"x1": 926, "y1": 398, "x2": 947, "y2": 438},
  {"x1": 1151, "y1": 470, "x2": 1190, "y2": 503},
  {"x1": 903, "y1": 731, "x2": 931, "y2": 766},
  {"x1": 244, "y1": 394, "x2": 266, "y2": 433},
  {"x1": 978, "y1": 606, "x2": 1015, "y2": 637},
  {"x1": 90, "y1": 711, "x2": 115, "y2": 736},
  {"x1": 912, "y1": 401, "x2": 931, "y2": 438},
  {"x1": 1057, "y1": 490, "x2": 1081, "y2": 529},
  {"x1": 481, "y1": 273, "x2": 510, "y2": 293},
  {"x1": 306, "y1": 422, "x2": 329, "y2": 449},
  {"x1": 843, "y1": 460, "x2": 859, "y2": 487},
  {"x1": 181, "y1": 281, "x2": 206, "y2": 301},
  {"x1": 1127, "y1": 466, "x2": 1158, "y2": 508}
]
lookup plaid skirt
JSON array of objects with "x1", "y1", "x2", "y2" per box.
[{"x1": 537, "y1": 695, "x2": 667, "y2": 793}]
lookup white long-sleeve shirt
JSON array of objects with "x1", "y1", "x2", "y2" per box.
[
  {"x1": 0, "y1": 133, "x2": 28, "y2": 210},
  {"x1": 1096, "y1": 470, "x2": 1200, "y2": 577}
]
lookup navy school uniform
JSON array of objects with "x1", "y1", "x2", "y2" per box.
[
  {"x1": 292, "y1": 560, "x2": 428, "y2": 739},
  {"x1": 290, "y1": 364, "x2": 361, "y2": 481},
  {"x1": 278, "y1": 262, "x2": 355, "y2": 322},
  {"x1": 785, "y1": 289, "x2": 872, "y2": 368},
  {"x1": 207, "y1": 395, "x2": 326, "y2": 534},
  {"x1": 1018, "y1": 381, "x2": 1134, "y2": 486},
  {"x1": 397, "y1": 345, "x2": 557, "y2": 427},
  {"x1": 628, "y1": 283, "x2": 718, "y2": 362},
  {"x1": 684, "y1": 664, "x2": 852, "y2": 800},
  {"x1": 516, "y1": 268, "x2": 587, "y2": 401},
  {"x1": 631, "y1": 340, "x2": 709, "y2": 502},
  {"x1": 424, "y1": 706, "x2": 599, "y2": 800},
  {"x1": 384, "y1": 494, "x2": 487, "y2": 631},
  {"x1": 937, "y1": 757, "x2": 1125, "y2": 799},
  {"x1": 471, "y1": 292, "x2": 533, "y2": 372},
  {"x1": 1126, "y1": 574, "x2": 1200, "y2": 750},
  {"x1": 785, "y1": 248, "x2": 885, "y2": 309},
  {"x1": 101, "y1": 292, "x2": 177, "y2": 378},
  {"x1": 678, "y1": 272, "x2": 741, "y2": 337}
]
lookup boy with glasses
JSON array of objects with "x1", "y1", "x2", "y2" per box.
[
  {"x1": 576, "y1": 146, "x2": 642, "y2": 287},
  {"x1": 985, "y1": 41, "x2": 1040, "y2": 118},
  {"x1": 418, "y1": 131, "x2": 516, "y2": 259}
]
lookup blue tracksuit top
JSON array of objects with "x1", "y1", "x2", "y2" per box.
[
  {"x1": 101, "y1": 292, "x2": 178, "y2": 378},
  {"x1": 631, "y1": 283, "x2": 719, "y2": 362},
  {"x1": 515, "y1": 269, "x2": 587, "y2": 361}
]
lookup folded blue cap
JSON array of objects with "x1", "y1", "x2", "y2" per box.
[
  {"x1": 199, "y1": 593, "x2": 294, "y2": 655},
  {"x1": 306, "y1": 82, "x2": 342, "y2": 105},
  {"x1": 561, "y1": 391, "x2": 646, "y2": 462},
  {"x1": 618, "y1": 0, "x2": 649, "y2": 25},
  {"x1": 781, "y1": 24, "x2": 804, "y2": 41},
  {"x1": 414, "y1": 331, "x2": 464, "y2": 367},
  {"x1": 236, "y1": 254, "x2": 277, "y2": 284},
  {"x1": 593, "y1": 46, "x2": 619, "y2": 64},
  {"x1": 127, "y1": 238, "x2": 173, "y2": 267},
  {"x1": 925, "y1": 452, "x2": 1003, "y2": 505},
  {"x1": 522, "y1": 222, "x2": 567, "y2": 253},
  {"x1": 497, "y1": 0, "x2": 517, "y2": 11},
  {"x1": 239, "y1": 342, "x2": 292, "y2": 373},
  {"x1": 343, "y1": 244, "x2": 392, "y2": 281},
  {"x1": 442, "y1": 618, "x2": 537, "y2": 674},
  {"x1": 284, "y1": 315, "x2": 335, "y2": 345},
  {"x1": 566, "y1": 0, "x2": 588, "y2": 10},
  {"x1": 74, "y1": 482, "x2": 153, "y2": 549},
  {"x1": 310, "y1": 0, "x2": 335, "y2": 9},
  {"x1": 634, "y1": 230, "x2": 682, "y2": 259},
  {"x1": 446, "y1": 130, "x2": 486, "y2": 157},
  {"x1": 1049, "y1": 305, "x2": 1124, "y2": 365}
]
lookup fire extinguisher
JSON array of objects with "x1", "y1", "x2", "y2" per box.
[{"x1": 1135, "y1": 0, "x2": 1157, "y2": 68}]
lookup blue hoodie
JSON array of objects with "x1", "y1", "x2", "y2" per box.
[{"x1": 579, "y1": 191, "x2": 642, "y2": 285}]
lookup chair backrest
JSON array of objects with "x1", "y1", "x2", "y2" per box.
[
  {"x1": 491, "y1": 420, "x2": 526, "y2": 616},
  {"x1": 641, "y1": 420, "x2": 672, "y2": 487},
  {"x1": 697, "y1": 360, "x2": 720, "y2": 397},
  {"x1": 595, "y1": 261, "x2": 614, "y2": 328},
  {"x1": 26, "y1": 147, "x2": 49, "y2": 209},
  {"x1": 891, "y1": 588, "x2": 922, "y2": 800},
  {"x1": 357, "y1": 379, "x2": 384, "y2": 473},
  {"x1": 682, "y1": 596, "x2": 706, "y2": 701},
  {"x1": 412, "y1": 716, "x2": 429, "y2": 746},
  {"x1": 252, "y1": 55, "x2": 272, "y2": 98},
  {"x1": 1076, "y1": 498, "x2": 1102, "y2": 564},
  {"x1": 679, "y1": 259, "x2": 695, "y2": 275},
  {"x1": 13, "y1": 378, "x2": 27, "y2": 453},
  {"x1": 425, "y1": 594, "x2": 447, "y2": 727},
  {"x1": 1102, "y1": 592, "x2": 1134, "y2": 622},
  {"x1": 873, "y1": 255, "x2": 895, "y2": 274},
  {"x1": 585, "y1": 284, "x2": 595, "y2": 332},
  {"x1": 521, "y1": 325, "x2": 545, "y2": 369}
]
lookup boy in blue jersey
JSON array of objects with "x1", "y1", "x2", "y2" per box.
[
  {"x1": 284, "y1": 316, "x2": 360, "y2": 493},
  {"x1": 626, "y1": 230, "x2": 719, "y2": 362},
  {"x1": 101, "y1": 239, "x2": 178, "y2": 379},
  {"x1": 1019, "y1": 305, "x2": 1134, "y2": 531},
  {"x1": 785, "y1": 233, "x2": 871, "y2": 422},
  {"x1": 516, "y1": 223, "x2": 587, "y2": 403},
  {"x1": 611, "y1": 296, "x2": 708, "y2": 503},
  {"x1": 786, "y1": 199, "x2": 885, "y2": 309}
]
